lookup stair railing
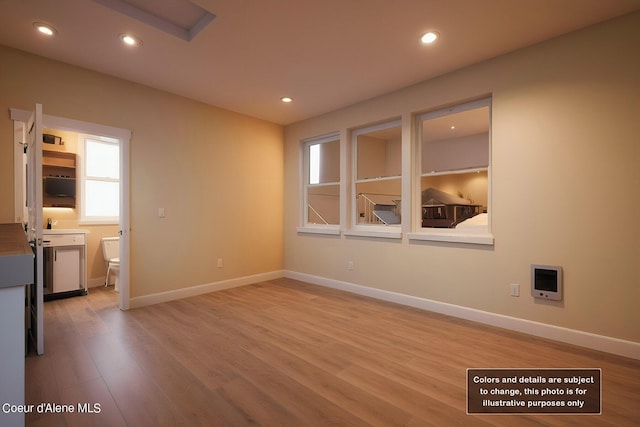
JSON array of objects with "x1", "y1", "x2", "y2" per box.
[
  {"x1": 358, "y1": 193, "x2": 382, "y2": 224},
  {"x1": 307, "y1": 204, "x2": 329, "y2": 225},
  {"x1": 357, "y1": 193, "x2": 401, "y2": 224}
]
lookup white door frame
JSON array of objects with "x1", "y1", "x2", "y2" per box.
[
  {"x1": 25, "y1": 105, "x2": 44, "y2": 355},
  {"x1": 11, "y1": 108, "x2": 131, "y2": 310}
]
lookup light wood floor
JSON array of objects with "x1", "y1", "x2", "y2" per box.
[{"x1": 25, "y1": 278, "x2": 640, "y2": 426}]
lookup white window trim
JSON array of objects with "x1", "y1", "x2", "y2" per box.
[
  {"x1": 407, "y1": 230, "x2": 494, "y2": 245},
  {"x1": 350, "y1": 119, "x2": 403, "y2": 238},
  {"x1": 410, "y1": 97, "x2": 494, "y2": 245},
  {"x1": 296, "y1": 225, "x2": 342, "y2": 236},
  {"x1": 78, "y1": 133, "x2": 120, "y2": 225},
  {"x1": 298, "y1": 132, "x2": 342, "y2": 235},
  {"x1": 344, "y1": 227, "x2": 402, "y2": 239},
  {"x1": 296, "y1": 98, "x2": 495, "y2": 246}
]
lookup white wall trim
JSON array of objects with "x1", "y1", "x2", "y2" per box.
[
  {"x1": 129, "y1": 270, "x2": 285, "y2": 309},
  {"x1": 10, "y1": 108, "x2": 132, "y2": 140},
  {"x1": 88, "y1": 277, "x2": 106, "y2": 288},
  {"x1": 296, "y1": 226, "x2": 341, "y2": 235},
  {"x1": 125, "y1": 267, "x2": 639, "y2": 359},
  {"x1": 407, "y1": 231, "x2": 494, "y2": 246},
  {"x1": 284, "y1": 270, "x2": 640, "y2": 360}
]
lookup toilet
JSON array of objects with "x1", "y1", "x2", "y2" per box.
[{"x1": 101, "y1": 237, "x2": 120, "y2": 292}]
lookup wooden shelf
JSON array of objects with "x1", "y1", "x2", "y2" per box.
[{"x1": 43, "y1": 150, "x2": 76, "y2": 168}]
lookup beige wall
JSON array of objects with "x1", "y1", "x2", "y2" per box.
[
  {"x1": 357, "y1": 135, "x2": 402, "y2": 180},
  {"x1": 284, "y1": 13, "x2": 640, "y2": 343},
  {"x1": 423, "y1": 132, "x2": 488, "y2": 173},
  {"x1": 1, "y1": 45, "x2": 284, "y2": 298},
  {"x1": 318, "y1": 139, "x2": 339, "y2": 183}
]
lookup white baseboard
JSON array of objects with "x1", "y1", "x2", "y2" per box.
[
  {"x1": 88, "y1": 277, "x2": 106, "y2": 288},
  {"x1": 284, "y1": 270, "x2": 640, "y2": 360},
  {"x1": 129, "y1": 270, "x2": 285, "y2": 309},
  {"x1": 124, "y1": 268, "x2": 639, "y2": 360}
]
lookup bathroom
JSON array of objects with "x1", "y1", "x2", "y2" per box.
[{"x1": 40, "y1": 127, "x2": 120, "y2": 299}]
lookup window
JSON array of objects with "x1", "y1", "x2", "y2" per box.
[
  {"x1": 300, "y1": 133, "x2": 340, "y2": 232},
  {"x1": 411, "y1": 98, "x2": 492, "y2": 244},
  {"x1": 352, "y1": 120, "x2": 402, "y2": 229},
  {"x1": 80, "y1": 134, "x2": 120, "y2": 223},
  {"x1": 297, "y1": 100, "x2": 492, "y2": 244}
]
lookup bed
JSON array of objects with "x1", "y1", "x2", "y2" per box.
[{"x1": 455, "y1": 212, "x2": 488, "y2": 230}]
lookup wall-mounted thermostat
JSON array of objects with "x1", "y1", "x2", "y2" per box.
[{"x1": 531, "y1": 264, "x2": 562, "y2": 300}]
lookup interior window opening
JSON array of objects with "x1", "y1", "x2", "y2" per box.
[
  {"x1": 303, "y1": 135, "x2": 340, "y2": 226},
  {"x1": 354, "y1": 120, "x2": 402, "y2": 226},
  {"x1": 419, "y1": 100, "x2": 490, "y2": 231}
]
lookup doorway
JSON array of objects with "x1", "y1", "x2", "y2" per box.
[{"x1": 11, "y1": 108, "x2": 131, "y2": 311}]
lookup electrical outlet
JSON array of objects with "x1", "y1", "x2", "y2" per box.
[
  {"x1": 510, "y1": 283, "x2": 520, "y2": 297},
  {"x1": 217, "y1": 258, "x2": 223, "y2": 268},
  {"x1": 347, "y1": 261, "x2": 354, "y2": 271}
]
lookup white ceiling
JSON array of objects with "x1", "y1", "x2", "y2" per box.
[{"x1": 1, "y1": 0, "x2": 639, "y2": 125}]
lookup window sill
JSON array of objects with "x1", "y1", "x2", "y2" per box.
[
  {"x1": 408, "y1": 231, "x2": 494, "y2": 245},
  {"x1": 344, "y1": 225, "x2": 402, "y2": 239},
  {"x1": 297, "y1": 226, "x2": 341, "y2": 236},
  {"x1": 79, "y1": 220, "x2": 119, "y2": 226}
]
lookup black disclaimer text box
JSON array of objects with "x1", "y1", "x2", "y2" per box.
[{"x1": 467, "y1": 368, "x2": 601, "y2": 415}]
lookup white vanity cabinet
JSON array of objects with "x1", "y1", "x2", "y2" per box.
[
  {"x1": 43, "y1": 230, "x2": 87, "y2": 299},
  {"x1": 51, "y1": 246, "x2": 81, "y2": 292}
]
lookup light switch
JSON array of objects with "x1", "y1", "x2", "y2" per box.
[
  {"x1": 510, "y1": 283, "x2": 520, "y2": 297},
  {"x1": 158, "y1": 207, "x2": 165, "y2": 218}
]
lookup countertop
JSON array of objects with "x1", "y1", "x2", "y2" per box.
[
  {"x1": 0, "y1": 223, "x2": 34, "y2": 288},
  {"x1": 43, "y1": 229, "x2": 89, "y2": 235}
]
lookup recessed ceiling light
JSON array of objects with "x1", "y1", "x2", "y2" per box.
[
  {"x1": 120, "y1": 33, "x2": 142, "y2": 47},
  {"x1": 33, "y1": 22, "x2": 57, "y2": 37},
  {"x1": 281, "y1": 97, "x2": 293, "y2": 103},
  {"x1": 420, "y1": 31, "x2": 439, "y2": 44}
]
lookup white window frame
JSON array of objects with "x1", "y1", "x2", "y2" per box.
[
  {"x1": 345, "y1": 119, "x2": 403, "y2": 239},
  {"x1": 297, "y1": 132, "x2": 341, "y2": 235},
  {"x1": 408, "y1": 98, "x2": 494, "y2": 245},
  {"x1": 78, "y1": 133, "x2": 121, "y2": 225}
]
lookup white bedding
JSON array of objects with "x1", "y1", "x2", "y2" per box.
[{"x1": 455, "y1": 213, "x2": 488, "y2": 229}]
